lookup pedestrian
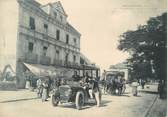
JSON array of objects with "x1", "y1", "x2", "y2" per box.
[
  {"x1": 42, "y1": 79, "x2": 49, "y2": 102},
  {"x1": 25, "y1": 75, "x2": 31, "y2": 90},
  {"x1": 54, "y1": 78, "x2": 61, "y2": 88},
  {"x1": 102, "y1": 70, "x2": 107, "y2": 94},
  {"x1": 36, "y1": 78, "x2": 42, "y2": 98},
  {"x1": 114, "y1": 76, "x2": 120, "y2": 95},
  {"x1": 117, "y1": 75, "x2": 123, "y2": 96},
  {"x1": 131, "y1": 80, "x2": 139, "y2": 96},
  {"x1": 47, "y1": 77, "x2": 52, "y2": 98},
  {"x1": 141, "y1": 80, "x2": 145, "y2": 89},
  {"x1": 112, "y1": 77, "x2": 117, "y2": 95},
  {"x1": 122, "y1": 78, "x2": 126, "y2": 94}
]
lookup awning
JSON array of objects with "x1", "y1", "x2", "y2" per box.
[
  {"x1": 80, "y1": 53, "x2": 92, "y2": 65},
  {"x1": 23, "y1": 63, "x2": 57, "y2": 77},
  {"x1": 23, "y1": 63, "x2": 75, "y2": 78}
]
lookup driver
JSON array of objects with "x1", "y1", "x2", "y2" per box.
[{"x1": 72, "y1": 71, "x2": 80, "y2": 82}]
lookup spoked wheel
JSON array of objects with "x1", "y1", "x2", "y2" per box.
[
  {"x1": 52, "y1": 95, "x2": 59, "y2": 107},
  {"x1": 75, "y1": 91, "x2": 84, "y2": 110}
]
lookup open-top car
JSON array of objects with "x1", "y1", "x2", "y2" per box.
[{"x1": 51, "y1": 65, "x2": 101, "y2": 110}]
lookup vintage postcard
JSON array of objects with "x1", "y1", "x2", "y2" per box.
[{"x1": 0, "y1": 0, "x2": 167, "y2": 117}]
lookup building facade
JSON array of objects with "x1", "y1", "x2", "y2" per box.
[
  {"x1": 17, "y1": 0, "x2": 81, "y2": 87},
  {"x1": 0, "y1": 0, "x2": 82, "y2": 88}
]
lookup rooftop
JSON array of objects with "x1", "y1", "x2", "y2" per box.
[{"x1": 109, "y1": 62, "x2": 129, "y2": 69}]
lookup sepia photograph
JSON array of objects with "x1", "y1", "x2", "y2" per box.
[{"x1": 0, "y1": 0, "x2": 167, "y2": 117}]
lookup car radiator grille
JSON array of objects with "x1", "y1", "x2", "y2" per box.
[{"x1": 59, "y1": 86, "x2": 71, "y2": 95}]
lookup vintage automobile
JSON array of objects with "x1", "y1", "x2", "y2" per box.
[{"x1": 51, "y1": 65, "x2": 101, "y2": 110}]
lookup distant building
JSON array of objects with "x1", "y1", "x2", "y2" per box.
[
  {"x1": 0, "y1": 0, "x2": 93, "y2": 88},
  {"x1": 106, "y1": 62, "x2": 130, "y2": 80}
]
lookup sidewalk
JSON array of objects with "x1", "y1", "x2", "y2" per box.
[
  {"x1": 137, "y1": 84, "x2": 167, "y2": 117},
  {"x1": 145, "y1": 97, "x2": 167, "y2": 117},
  {"x1": 0, "y1": 89, "x2": 37, "y2": 103},
  {"x1": 139, "y1": 84, "x2": 158, "y2": 93}
]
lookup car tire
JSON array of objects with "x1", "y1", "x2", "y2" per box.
[
  {"x1": 52, "y1": 95, "x2": 59, "y2": 107},
  {"x1": 75, "y1": 91, "x2": 84, "y2": 110}
]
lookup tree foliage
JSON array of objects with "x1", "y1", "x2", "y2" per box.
[{"x1": 118, "y1": 13, "x2": 167, "y2": 80}]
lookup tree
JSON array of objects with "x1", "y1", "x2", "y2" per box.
[{"x1": 118, "y1": 13, "x2": 167, "y2": 81}]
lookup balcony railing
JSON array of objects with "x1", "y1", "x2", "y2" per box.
[
  {"x1": 53, "y1": 59, "x2": 80, "y2": 68},
  {"x1": 63, "y1": 61, "x2": 79, "y2": 68},
  {"x1": 24, "y1": 52, "x2": 38, "y2": 64},
  {"x1": 39, "y1": 55, "x2": 51, "y2": 65}
]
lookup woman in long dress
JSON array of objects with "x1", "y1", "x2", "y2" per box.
[
  {"x1": 131, "y1": 80, "x2": 139, "y2": 96},
  {"x1": 42, "y1": 80, "x2": 49, "y2": 102},
  {"x1": 25, "y1": 78, "x2": 31, "y2": 89},
  {"x1": 36, "y1": 78, "x2": 42, "y2": 98}
]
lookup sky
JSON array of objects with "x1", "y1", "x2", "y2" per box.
[{"x1": 37, "y1": 0, "x2": 167, "y2": 71}]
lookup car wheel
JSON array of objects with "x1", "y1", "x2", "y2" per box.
[
  {"x1": 52, "y1": 95, "x2": 59, "y2": 107},
  {"x1": 75, "y1": 91, "x2": 84, "y2": 110}
]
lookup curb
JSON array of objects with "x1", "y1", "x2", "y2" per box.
[
  {"x1": 0, "y1": 97, "x2": 39, "y2": 103},
  {"x1": 143, "y1": 95, "x2": 158, "y2": 117}
]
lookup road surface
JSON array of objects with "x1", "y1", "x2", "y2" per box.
[{"x1": 0, "y1": 85, "x2": 160, "y2": 117}]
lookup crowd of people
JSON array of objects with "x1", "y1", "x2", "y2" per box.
[
  {"x1": 36, "y1": 77, "x2": 69, "y2": 102},
  {"x1": 24, "y1": 70, "x2": 98, "y2": 102},
  {"x1": 101, "y1": 71, "x2": 149, "y2": 97},
  {"x1": 101, "y1": 74, "x2": 126, "y2": 96},
  {"x1": 36, "y1": 77, "x2": 52, "y2": 102},
  {"x1": 24, "y1": 69, "x2": 166, "y2": 101}
]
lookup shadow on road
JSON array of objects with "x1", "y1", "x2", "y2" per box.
[
  {"x1": 121, "y1": 94, "x2": 130, "y2": 97},
  {"x1": 58, "y1": 103, "x2": 92, "y2": 110},
  {"x1": 107, "y1": 94, "x2": 130, "y2": 97},
  {"x1": 123, "y1": 92, "x2": 131, "y2": 94},
  {"x1": 58, "y1": 100, "x2": 111, "y2": 110},
  {"x1": 134, "y1": 95, "x2": 142, "y2": 97},
  {"x1": 100, "y1": 100, "x2": 110, "y2": 107}
]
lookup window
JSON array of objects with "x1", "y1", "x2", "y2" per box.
[
  {"x1": 28, "y1": 42, "x2": 34, "y2": 52},
  {"x1": 43, "y1": 46, "x2": 48, "y2": 56},
  {"x1": 60, "y1": 15, "x2": 63, "y2": 22},
  {"x1": 73, "y1": 55, "x2": 76, "y2": 63},
  {"x1": 73, "y1": 38, "x2": 77, "y2": 45},
  {"x1": 65, "y1": 53, "x2": 68, "y2": 63},
  {"x1": 66, "y1": 34, "x2": 69, "y2": 44},
  {"x1": 44, "y1": 24, "x2": 48, "y2": 33},
  {"x1": 56, "y1": 30, "x2": 60, "y2": 40},
  {"x1": 29, "y1": 17, "x2": 35, "y2": 30},
  {"x1": 54, "y1": 12, "x2": 57, "y2": 18},
  {"x1": 56, "y1": 50, "x2": 60, "y2": 60},
  {"x1": 44, "y1": 24, "x2": 48, "y2": 30}
]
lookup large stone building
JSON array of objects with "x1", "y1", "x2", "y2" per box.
[{"x1": 0, "y1": 0, "x2": 86, "y2": 88}]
